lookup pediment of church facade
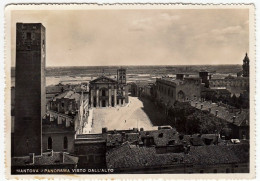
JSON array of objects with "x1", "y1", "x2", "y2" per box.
[{"x1": 90, "y1": 76, "x2": 118, "y2": 84}]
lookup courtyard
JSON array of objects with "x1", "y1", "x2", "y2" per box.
[{"x1": 87, "y1": 96, "x2": 167, "y2": 133}]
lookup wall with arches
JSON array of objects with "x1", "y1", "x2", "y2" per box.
[{"x1": 42, "y1": 132, "x2": 75, "y2": 153}]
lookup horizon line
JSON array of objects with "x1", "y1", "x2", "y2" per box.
[{"x1": 11, "y1": 64, "x2": 243, "y2": 68}]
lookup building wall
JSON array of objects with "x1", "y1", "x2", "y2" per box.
[
  {"x1": 14, "y1": 23, "x2": 46, "y2": 156},
  {"x1": 74, "y1": 141, "x2": 106, "y2": 168},
  {"x1": 176, "y1": 79, "x2": 201, "y2": 102},
  {"x1": 209, "y1": 78, "x2": 249, "y2": 95},
  {"x1": 156, "y1": 78, "x2": 201, "y2": 108},
  {"x1": 50, "y1": 98, "x2": 79, "y2": 114},
  {"x1": 156, "y1": 79, "x2": 177, "y2": 108},
  {"x1": 42, "y1": 132, "x2": 75, "y2": 153}
]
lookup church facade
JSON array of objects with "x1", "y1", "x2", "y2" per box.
[{"x1": 89, "y1": 69, "x2": 128, "y2": 108}]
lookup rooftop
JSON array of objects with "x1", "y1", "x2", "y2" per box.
[
  {"x1": 12, "y1": 152, "x2": 78, "y2": 166},
  {"x1": 106, "y1": 142, "x2": 249, "y2": 169},
  {"x1": 53, "y1": 90, "x2": 81, "y2": 101},
  {"x1": 190, "y1": 100, "x2": 249, "y2": 126}
]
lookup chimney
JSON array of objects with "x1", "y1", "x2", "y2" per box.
[
  {"x1": 29, "y1": 153, "x2": 35, "y2": 164},
  {"x1": 176, "y1": 74, "x2": 184, "y2": 80},
  {"x1": 122, "y1": 132, "x2": 126, "y2": 142},
  {"x1": 102, "y1": 127, "x2": 107, "y2": 133},
  {"x1": 232, "y1": 116, "x2": 236, "y2": 123},
  {"x1": 242, "y1": 134, "x2": 246, "y2": 140},
  {"x1": 133, "y1": 128, "x2": 138, "y2": 132},
  {"x1": 187, "y1": 145, "x2": 191, "y2": 152},
  {"x1": 60, "y1": 152, "x2": 65, "y2": 163},
  {"x1": 215, "y1": 110, "x2": 218, "y2": 116},
  {"x1": 65, "y1": 119, "x2": 70, "y2": 127}
]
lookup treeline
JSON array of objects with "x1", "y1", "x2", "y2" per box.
[{"x1": 165, "y1": 102, "x2": 228, "y2": 135}]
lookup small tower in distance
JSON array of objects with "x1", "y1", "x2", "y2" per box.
[
  {"x1": 199, "y1": 70, "x2": 210, "y2": 88},
  {"x1": 242, "y1": 53, "x2": 250, "y2": 77},
  {"x1": 117, "y1": 68, "x2": 126, "y2": 85}
]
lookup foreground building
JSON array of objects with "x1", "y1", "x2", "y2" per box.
[
  {"x1": 11, "y1": 152, "x2": 78, "y2": 174},
  {"x1": 106, "y1": 141, "x2": 249, "y2": 173},
  {"x1": 74, "y1": 127, "x2": 249, "y2": 173}
]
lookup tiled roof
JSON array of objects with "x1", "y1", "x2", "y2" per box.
[
  {"x1": 46, "y1": 86, "x2": 63, "y2": 94},
  {"x1": 160, "y1": 78, "x2": 183, "y2": 85},
  {"x1": 106, "y1": 142, "x2": 184, "y2": 169},
  {"x1": 12, "y1": 152, "x2": 78, "y2": 166},
  {"x1": 46, "y1": 84, "x2": 72, "y2": 94},
  {"x1": 53, "y1": 91, "x2": 81, "y2": 101},
  {"x1": 106, "y1": 134, "x2": 123, "y2": 146},
  {"x1": 184, "y1": 144, "x2": 249, "y2": 165},
  {"x1": 140, "y1": 129, "x2": 179, "y2": 146},
  {"x1": 106, "y1": 128, "x2": 180, "y2": 147},
  {"x1": 106, "y1": 142, "x2": 249, "y2": 169},
  {"x1": 190, "y1": 100, "x2": 249, "y2": 127}
]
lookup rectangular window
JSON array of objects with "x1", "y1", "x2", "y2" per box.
[
  {"x1": 88, "y1": 155, "x2": 94, "y2": 162},
  {"x1": 27, "y1": 32, "x2": 32, "y2": 40}
]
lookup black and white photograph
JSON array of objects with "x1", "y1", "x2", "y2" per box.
[{"x1": 3, "y1": 3, "x2": 256, "y2": 179}]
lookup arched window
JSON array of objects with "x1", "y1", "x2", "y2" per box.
[
  {"x1": 63, "y1": 136, "x2": 68, "y2": 150},
  {"x1": 47, "y1": 137, "x2": 52, "y2": 150},
  {"x1": 177, "y1": 90, "x2": 185, "y2": 101}
]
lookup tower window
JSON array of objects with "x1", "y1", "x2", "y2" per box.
[
  {"x1": 26, "y1": 32, "x2": 32, "y2": 40},
  {"x1": 26, "y1": 45, "x2": 31, "y2": 50},
  {"x1": 63, "y1": 136, "x2": 68, "y2": 150},
  {"x1": 47, "y1": 137, "x2": 52, "y2": 150},
  {"x1": 158, "y1": 133, "x2": 164, "y2": 138}
]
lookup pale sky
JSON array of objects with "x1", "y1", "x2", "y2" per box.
[{"x1": 11, "y1": 9, "x2": 249, "y2": 67}]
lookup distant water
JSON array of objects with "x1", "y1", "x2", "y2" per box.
[{"x1": 11, "y1": 65, "x2": 242, "y2": 87}]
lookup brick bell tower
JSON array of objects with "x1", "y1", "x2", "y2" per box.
[
  {"x1": 14, "y1": 23, "x2": 46, "y2": 156},
  {"x1": 117, "y1": 68, "x2": 126, "y2": 85},
  {"x1": 242, "y1": 53, "x2": 249, "y2": 77}
]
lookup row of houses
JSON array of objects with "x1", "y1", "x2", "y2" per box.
[{"x1": 12, "y1": 126, "x2": 249, "y2": 173}]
